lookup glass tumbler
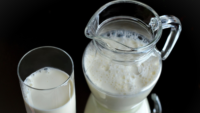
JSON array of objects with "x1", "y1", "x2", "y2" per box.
[{"x1": 17, "y1": 46, "x2": 76, "y2": 113}]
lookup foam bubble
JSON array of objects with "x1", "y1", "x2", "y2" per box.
[{"x1": 101, "y1": 30, "x2": 149, "y2": 50}]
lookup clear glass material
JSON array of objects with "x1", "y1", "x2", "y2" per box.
[
  {"x1": 83, "y1": 41, "x2": 162, "y2": 112},
  {"x1": 17, "y1": 46, "x2": 76, "y2": 113},
  {"x1": 83, "y1": 0, "x2": 181, "y2": 112}
]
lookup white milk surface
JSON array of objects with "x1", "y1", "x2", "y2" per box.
[
  {"x1": 84, "y1": 35, "x2": 161, "y2": 111},
  {"x1": 23, "y1": 67, "x2": 76, "y2": 113}
]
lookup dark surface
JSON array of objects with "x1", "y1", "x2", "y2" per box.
[{"x1": 0, "y1": 0, "x2": 199, "y2": 113}]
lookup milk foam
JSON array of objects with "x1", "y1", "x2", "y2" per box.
[
  {"x1": 100, "y1": 30, "x2": 149, "y2": 50},
  {"x1": 84, "y1": 36, "x2": 160, "y2": 95},
  {"x1": 24, "y1": 67, "x2": 69, "y2": 89}
]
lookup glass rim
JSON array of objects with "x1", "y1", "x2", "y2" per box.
[
  {"x1": 17, "y1": 46, "x2": 74, "y2": 91},
  {"x1": 85, "y1": 0, "x2": 163, "y2": 52},
  {"x1": 82, "y1": 42, "x2": 162, "y2": 97}
]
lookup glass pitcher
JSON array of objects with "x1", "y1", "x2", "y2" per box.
[{"x1": 82, "y1": 0, "x2": 181, "y2": 112}]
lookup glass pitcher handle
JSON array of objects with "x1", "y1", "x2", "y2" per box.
[
  {"x1": 159, "y1": 15, "x2": 182, "y2": 60},
  {"x1": 151, "y1": 93, "x2": 162, "y2": 113}
]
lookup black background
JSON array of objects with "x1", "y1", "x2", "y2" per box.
[{"x1": 0, "y1": 0, "x2": 199, "y2": 113}]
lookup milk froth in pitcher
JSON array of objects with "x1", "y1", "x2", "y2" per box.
[{"x1": 83, "y1": 0, "x2": 181, "y2": 113}]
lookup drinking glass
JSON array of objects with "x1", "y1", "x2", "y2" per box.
[{"x1": 17, "y1": 46, "x2": 76, "y2": 113}]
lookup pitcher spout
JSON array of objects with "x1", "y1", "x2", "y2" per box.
[{"x1": 85, "y1": 15, "x2": 99, "y2": 39}]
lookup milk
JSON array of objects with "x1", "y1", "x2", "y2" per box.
[
  {"x1": 84, "y1": 94, "x2": 150, "y2": 113},
  {"x1": 22, "y1": 67, "x2": 76, "y2": 113},
  {"x1": 83, "y1": 33, "x2": 161, "y2": 111}
]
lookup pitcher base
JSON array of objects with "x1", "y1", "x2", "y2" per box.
[{"x1": 84, "y1": 94, "x2": 150, "y2": 113}]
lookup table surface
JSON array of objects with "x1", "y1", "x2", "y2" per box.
[{"x1": 0, "y1": 0, "x2": 199, "y2": 113}]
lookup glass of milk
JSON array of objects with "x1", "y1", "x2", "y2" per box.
[
  {"x1": 83, "y1": 0, "x2": 181, "y2": 112},
  {"x1": 17, "y1": 46, "x2": 76, "y2": 113}
]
